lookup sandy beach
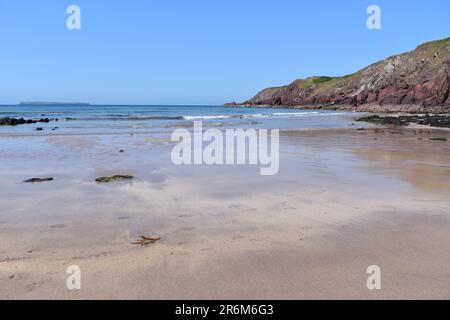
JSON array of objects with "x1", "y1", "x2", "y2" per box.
[
  {"x1": 1, "y1": 124, "x2": 449, "y2": 299},
  {"x1": 2, "y1": 0, "x2": 450, "y2": 305}
]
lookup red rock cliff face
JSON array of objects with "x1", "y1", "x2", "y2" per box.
[{"x1": 237, "y1": 38, "x2": 450, "y2": 113}]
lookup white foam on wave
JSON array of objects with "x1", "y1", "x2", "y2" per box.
[
  {"x1": 182, "y1": 111, "x2": 349, "y2": 121},
  {"x1": 272, "y1": 112, "x2": 320, "y2": 117},
  {"x1": 182, "y1": 115, "x2": 233, "y2": 120},
  {"x1": 242, "y1": 114, "x2": 270, "y2": 118}
]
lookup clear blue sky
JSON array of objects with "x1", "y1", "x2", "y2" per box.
[{"x1": 0, "y1": 0, "x2": 449, "y2": 105}]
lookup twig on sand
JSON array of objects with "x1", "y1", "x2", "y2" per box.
[{"x1": 131, "y1": 236, "x2": 161, "y2": 246}]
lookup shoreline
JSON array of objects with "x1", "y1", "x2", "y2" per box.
[
  {"x1": 226, "y1": 103, "x2": 450, "y2": 114},
  {"x1": 2, "y1": 124, "x2": 449, "y2": 139},
  {"x1": 224, "y1": 105, "x2": 450, "y2": 129}
]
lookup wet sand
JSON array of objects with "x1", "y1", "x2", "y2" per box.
[{"x1": 0, "y1": 127, "x2": 449, "y2": 299}]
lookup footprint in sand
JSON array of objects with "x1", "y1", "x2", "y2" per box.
[
  {"x1": 180, "y1": 226, "x2": 196, "y2": 232},
  {"x1": 26, "y1": 281, "x2": 45, "y2": 292},
  {"x1": 49, "y1": 224, "x2": 66, "y2": 229},
  {"x1": 117, "y1": 216, "x2": 132, "y2": 220},
  {"x1": 178, "y1": 214, "x2": 194, "y2": 218},
  {"x1": 9, "y1": 273, "x2": 25, "y2": 281}
]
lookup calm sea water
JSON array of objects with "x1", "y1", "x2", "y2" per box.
[{"x1": 0, "y1": 105, "x2": 357, "y2": 135}]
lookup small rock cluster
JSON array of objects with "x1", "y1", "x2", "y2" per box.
[
  {"x1": 0, "y1": 117, "x2": 51, "y2": 126},
  {"x1": 356, "y1": 114, "x2": 450, "y2": 128}
]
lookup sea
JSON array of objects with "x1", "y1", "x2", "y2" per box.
[{"x1": 0, "y1": 104, "x2": 358, "y2": 135}]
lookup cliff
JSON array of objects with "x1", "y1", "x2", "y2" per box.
[{"x1": 232, "y1": 37, "x2": 450, "y2": 113}]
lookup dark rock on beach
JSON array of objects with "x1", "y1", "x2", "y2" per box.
[
  {"x1": 430, "y1": 137, "x2": 448, "y2": 141},
  {"x1": 1, "y1": 117, "x2": 34, "y2": 126},
  {"x1": 23, "y1": 178, "x2": 54, "y2": 183},
  {"x1": 414, "y1": 114, "x2": 450, "y2": 127},
  {"x1": 0, "y1": 117, "x2": 51, "y2": 126},
  {"x1": 95, "y1": 175, "x2": 134, "y2": 183},
  {"x1": 356, "y1": 115, "x2": 409, "y2": 126},
  {"x1": 356, "y1": 114, "x2": 450, "y2": 128}
]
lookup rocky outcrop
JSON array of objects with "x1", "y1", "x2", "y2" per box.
[
  {"x1": 95, "y1": 175, "x2": 134, "y2": 183},
  {"x1": 232, "y1": 38, "x2": 450, "y2": 113},
  {"x1": 356, "y1": 114, "x2": 450, "y2": 128},
  {"x1": 23, "y1": 177, "x2": 54, "y2": 183},
  {"x1": 0, "y1": 117, "x2": 51, "y2": 126}
]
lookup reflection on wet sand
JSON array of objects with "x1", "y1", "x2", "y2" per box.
[
  {"x1": 0, "y1": 127, "x2": 449, "y2": 299},
  {"x1": 283, "y1": 128, "x2": 450, "y2": 193}
]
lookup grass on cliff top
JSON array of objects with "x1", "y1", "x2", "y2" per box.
[
  {"x1": 312, "y1": 76, "x2": 335, "y2": 84},
  {"x1": 295, "y1": 76, "x2": 335, "y2": 89},
  {"x1": 295, "y1": 74, "x2": 357, "y2": 90},
  {"x1": 265, "y1": 85, "x2": 285, "y2": 91},
  {"x1": 416, "y1": 37, "x2": 450, "y2": 51},
  {"x1": 260, "y1": 86, "x2": 286, "y2": 95}
]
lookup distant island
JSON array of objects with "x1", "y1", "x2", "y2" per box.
[{"x1": 19, "y1": 102, "x2": 91, "y2": 106}]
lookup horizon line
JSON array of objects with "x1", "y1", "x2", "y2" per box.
[{"x1": 0, "y1": 103, "x2": 227, "y2": 107}]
